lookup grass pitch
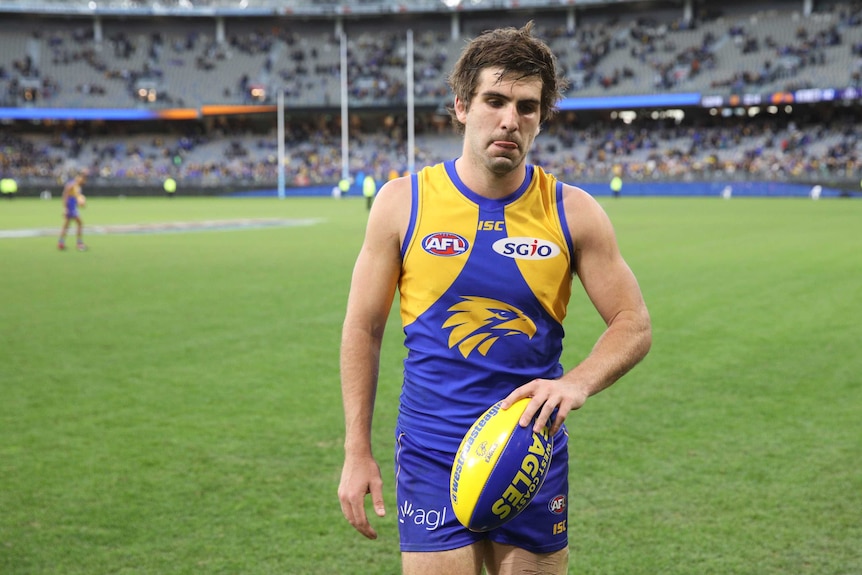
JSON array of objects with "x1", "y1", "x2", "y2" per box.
[{"x1": 1, "y1": 195, "x2": 860, "y2": 574}]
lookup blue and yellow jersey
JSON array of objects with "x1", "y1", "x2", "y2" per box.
[{"x1": 397, "y1": 160, "x2": 575, "y2": 451}]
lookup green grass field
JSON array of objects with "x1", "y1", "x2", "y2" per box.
[{"x1": 1, "y1": 195, "x2": 860, "y2": 574}]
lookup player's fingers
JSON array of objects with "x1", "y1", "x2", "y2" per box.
[
  {"x1": 499, "y1": 385, "x2": 534, "y2": 411},
  {"x1": 540, "y1": 395, "x2": 573, "y2": 435},
  {"x1": 530, "y1": 401, "x2": 555, "y2": 433},
  {"x1": 545, "y1": 409, "x2": 568, "y2": 435},
  {"x1": 499, "y1": 382, "x2": 546, "y2": 428},
  {"x1": 370, "y1": 483, "x2": 386, "y2": 518},
  {"x1": 342, "y1": 494, "x2": 378, "y2": 540},
  {"x1": 356, "y1": 516, "x2": 378, "y2": 540},
  {"x1": 337, "y1": 489, "x2": 357, "y2": 524},
  {"x1": 519, "y1": 396, "x2": 546, "y2": 429},
  {"x1": 338, "y1": 480, "x2": 375, "y2": 538}
]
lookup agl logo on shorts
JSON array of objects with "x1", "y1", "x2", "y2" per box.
[
  {"x1": 399, "y1": 500, "x2": 448, "y2": 531},
  {"x1": 422, "y1": 232, "x2": 469, "y2": 256},
  {"x1": 492, "y1": 237, "x2": 560, "y2": 260}
]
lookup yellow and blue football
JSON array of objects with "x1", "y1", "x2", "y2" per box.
[{"x1": 449, "y1": 397, "x2": 554, "y2": 532}]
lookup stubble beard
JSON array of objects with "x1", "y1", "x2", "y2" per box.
[{"x1": 485, "y1": 148, "x2": 526, "y2": 177}]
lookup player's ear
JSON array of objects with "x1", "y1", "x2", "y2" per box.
[{"x1": 454, "y1": 96, "x2": 469, "y2": 124}]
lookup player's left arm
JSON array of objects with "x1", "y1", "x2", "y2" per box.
[{"x1": 505, "y1": 184, "x2": 652, "y2": 433}]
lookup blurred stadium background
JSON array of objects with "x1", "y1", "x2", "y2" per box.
[{"x1": 1, "y1": 0, "x2": 861, "y2": 198}]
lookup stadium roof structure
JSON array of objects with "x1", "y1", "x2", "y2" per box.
[{"x1": 0, "y1": 0, "x2": 651, "y2": 17}]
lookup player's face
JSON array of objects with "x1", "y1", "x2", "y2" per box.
[{"x1": 456, "y1": 67, "x2": 542, "y2": 177}]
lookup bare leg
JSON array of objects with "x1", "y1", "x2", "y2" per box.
[
  {"x1": 485, "y1": 542, "x2": 569, "y2": 575},
  {"x1": 402, "y1": 542, "x2": 484, "y2": 575},
  {"x1": 75, "y1": 217, "x2": 85, "y2": 247},
  {"x1": 58, "y1": 217, "x2": 71, "y2": 248}
]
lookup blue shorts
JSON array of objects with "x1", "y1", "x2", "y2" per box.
[
  {"x1": 64, "y1": 196, "x2": 79, "y2": 219},
  {"x1": 394, "y1": 425, "x2": 569, "y2": 553}
]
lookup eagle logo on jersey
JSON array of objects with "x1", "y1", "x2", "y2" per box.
[{"x1": 442, "y1": 296, "x2": 537, "y2": 358}]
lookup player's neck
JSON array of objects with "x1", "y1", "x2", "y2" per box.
[{"x1": 454, "y1": 156, "x2": 526, "y2": 200}]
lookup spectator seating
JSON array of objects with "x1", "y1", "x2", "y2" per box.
[
  {"x1": 1, "y1": 1, "x2": 861, "y2": 109},
  {"x1": 1, "y1": 0, "x2": 861, "y2": 190}
]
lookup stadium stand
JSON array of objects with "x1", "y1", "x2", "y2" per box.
[{"x1": 0, "y1": 0, "x2": 860, "y2": 194}]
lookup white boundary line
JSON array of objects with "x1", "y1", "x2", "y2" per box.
[{"x1": 0, "y1": 218, "x2": 323, "y2": 239}]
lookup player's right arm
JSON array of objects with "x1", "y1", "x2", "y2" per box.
[{"x1": 338, "y1": 177, "x2": 410, "y2": 540}]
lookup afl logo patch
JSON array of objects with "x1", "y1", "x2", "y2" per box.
[
  {"x1": 492, "y1": 237, "x2": 561, "y2": 260},
  {"x1": 422, "y1": 232, "x2": 470, "y2": 256},
  {"x1": 548, "y1": 495, "x2": 567, "y2": 515}
]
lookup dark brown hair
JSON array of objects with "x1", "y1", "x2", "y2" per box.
[{"x1": 447, "y1": 21, "x2": 568, "y2": 132}]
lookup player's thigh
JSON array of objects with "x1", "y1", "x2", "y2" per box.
[
  {"x1": 402, "y1": 543, "x2": 484, "y2": 575},
  {"x1": 485, "y1": 542, "x2": 569, "y2": 575}
]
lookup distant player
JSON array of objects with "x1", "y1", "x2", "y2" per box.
[{"x1": 58, "y1": 172, "x2": 88, "y2": 251}]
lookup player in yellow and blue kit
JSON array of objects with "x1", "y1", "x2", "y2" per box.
[
  {"x1": 58, "y1": 172, "x2": 87, "y2": 251},
  {"x1": 339, "y1": 23, "x2": 652, "y2": 575},
  {"x1": 394, "y1": 160, "x2": 574, "y2": 558}
]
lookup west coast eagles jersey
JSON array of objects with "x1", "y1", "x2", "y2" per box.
[{"x1": 398, "y1": 160, "x2": 575, "y2": 452}]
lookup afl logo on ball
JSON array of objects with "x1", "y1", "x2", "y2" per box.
[{"x1": 422, "y1": 232, "x2": 469, "y2": 256}]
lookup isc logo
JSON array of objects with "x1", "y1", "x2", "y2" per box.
[
  {"x1": 492, "y1": 237, "x2": 561, "y2": 260},
  {"x1": 478, "y1": 220, "x2": 504, "y2": 231},
  {"x1": 422, "y1": 232, "x2": 469, "y2": 257}
]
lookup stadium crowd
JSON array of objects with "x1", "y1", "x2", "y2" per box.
[
  {"x1": 0, "y1": 0, "x2": 861, "y2": 189},
  {"x1": 2, "y1": 105, "x2": 860, "y2": 189},
  {"x1": 2, "y1": 0, "x2": 862, "y2": 108}
]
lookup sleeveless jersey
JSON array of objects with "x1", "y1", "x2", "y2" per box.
[{"x1": 397, "y1": 160, "x2": 575, "y2": 452}]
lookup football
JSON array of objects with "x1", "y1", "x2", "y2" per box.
[
  {"x1": 77, "y1": 194, "x2": 87, "y2": 207},
  {"x1": 450, "y1": 397, "x2": 554, "y2": 532}
]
